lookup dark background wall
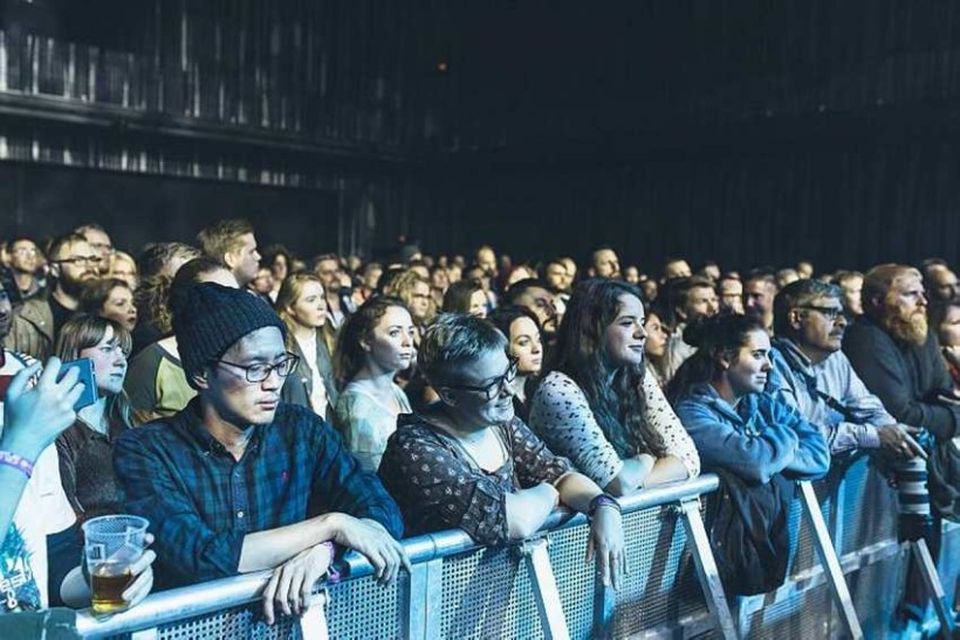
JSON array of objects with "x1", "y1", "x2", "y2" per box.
[{"x1": 1, "y1": 0, "x2": 960, "y2": 272}]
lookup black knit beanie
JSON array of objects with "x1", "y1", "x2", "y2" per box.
[{"x1": 171, "y1": 282, "x2": 286, "y2": 388}]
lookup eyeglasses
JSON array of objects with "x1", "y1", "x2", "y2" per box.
[
  {"x1": 55, "y1": 255, "x2": 102, "y2": 267},
  {"x1": 444, "y1": 357, "x2": 519, "y2": 401},
  {"x1": 796, "y1": 305, "x2": 845, "y2": 321},
  {"x1": 217, "y1": 353, "x2": 300, "y2": 383}
]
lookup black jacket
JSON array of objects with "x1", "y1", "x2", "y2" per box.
[
  {"x1": 844, "y1": 316, "x2": 960, "y2": 440},
  {"x1": 708, "y1": 469, "x2": 797, "y2": 595}
]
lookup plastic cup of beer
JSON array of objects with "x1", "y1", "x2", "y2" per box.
[{"x1": 81, "y1": 515, "x2": 149, "y2": 615}]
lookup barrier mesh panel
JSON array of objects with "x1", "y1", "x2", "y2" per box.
[
  {"x1": 746, "y1": 582, "x2": 833, "y2": 639},
  {"x1": 547, "y1": 504, "x2": 709, "y2": 639},
  {"x1": 787, "y1": 498, "x2": 817, "y2": 576},
  {"x1": 938, "y1": 521, "x2": 960, "y2": 615},
  {"x1": 839, "y1": 457, "x2": 898, "y2": 554},
  {"x1": 848, "y1": 547, "x2": 907, "y2": 638},
  {"x1": 440, "y1": 544, "x2": 544, "y2": 639},
  {"x1": 545, "y1": 521, "x2": 595, "y2": 638},
  {"x1": 610, "y1": 505, "x2": 707, "y2": 638},
  {"x1": 156, "y1": 602, "x2": 297, "y2": 640},
  {"x1": 326, "y1": 573, "x2": 403, "y2": 639}
]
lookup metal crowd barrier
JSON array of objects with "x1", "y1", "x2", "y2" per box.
[{"x1": 49, "y1": 460, "x2": 960, "y2": 638}]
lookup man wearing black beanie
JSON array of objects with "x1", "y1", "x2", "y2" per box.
[{"x1": 114, "y1": 283, "x2": 409, "y2": 624}]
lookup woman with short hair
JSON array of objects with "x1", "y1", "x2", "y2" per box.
[{"x1": 379, "y1": 314, "x2": 626, "y2": 587}]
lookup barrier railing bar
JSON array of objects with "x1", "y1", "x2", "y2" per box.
[
  {"x1": 912, "y1": 539, "x2": 957, "y2": 638},
  {"x1": 677, "y1": 497, "x2": 739, "y2": 639},
  {"x1": 76, "y1": 475, "x2": 722, "y2": 637},
  {"x1": 521, "y1": 537, "x2": 571, "y2": 640},
  {"x1": 798, "y1": 480, "x2": 864, "y2": 640}
]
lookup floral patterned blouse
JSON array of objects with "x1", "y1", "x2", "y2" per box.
[
  {"x1": 528, "y1": 370, "x2": 701, "y2": 489},
  {"x1": 378, "y1": 413, "x2": 572, "y2": 545}
]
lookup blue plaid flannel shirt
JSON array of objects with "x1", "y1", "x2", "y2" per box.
[{"x1": 114, "y1": 399, "x2": 403, "y2": 589}]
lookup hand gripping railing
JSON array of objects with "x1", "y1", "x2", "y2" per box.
[{"x1": 73, "y1": 474, "x2": 727, "y2": 640}]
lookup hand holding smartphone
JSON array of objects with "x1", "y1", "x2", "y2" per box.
[{"x1": 56, "y1": 358, "x2": 98, "y2": 411}]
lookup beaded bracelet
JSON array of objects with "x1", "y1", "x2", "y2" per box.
[
  {"x1": 0, "y1": 450, "x2": 34, "y2": 479},
  {"x1": 588, "y1": 493, "x2": 621, "y2": 518}
]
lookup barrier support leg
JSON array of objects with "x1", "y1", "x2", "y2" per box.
[
  {"x1": 677, "y1": 497, "x2": 739, "y2": 639},
  {"x1": 521, "y1": 537, "x2": 570, "y2": 640},
  {"x1": 296, "y1": 588, "x2": 329, "y2": 640},
  {"x1": 592, "y1": 569, "x2": 616, "y2": 640},
  {"x1": 912, "y1": 539, "x2": 957, "y2": 638},
  {"x1": 404, "y1": 558, "x2": 442, "y2": 640},
  {"x1": 798, "y1": 480, "x2": 864, "y2": 640}
]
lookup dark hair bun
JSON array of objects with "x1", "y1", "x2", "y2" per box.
[{"x1": 682, "y1": 313, "x2": 762, "y2": 351}]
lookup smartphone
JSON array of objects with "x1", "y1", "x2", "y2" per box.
[{"x1": 57, "y1": 358, "x2": 98, "y2": 411}]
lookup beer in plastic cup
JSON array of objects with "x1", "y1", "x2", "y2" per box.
[{"x1": 81, "y1": 515, "x2": 149, "y2": 615}]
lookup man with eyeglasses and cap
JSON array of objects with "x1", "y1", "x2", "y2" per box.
[
  {"x1": 4, "y1": 233, "x2": 102, "y2": 360},
  {"x1": 114, "y1": 282, "x2": 408, "y2": 624}
]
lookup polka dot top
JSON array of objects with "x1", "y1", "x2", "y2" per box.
[{"x1": 528, "y1": 370, "x2": 701, "y2": 489}]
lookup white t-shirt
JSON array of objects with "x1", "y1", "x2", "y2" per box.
[{"x1": 0, "y1": 350, "x2": 77, "y2": 610}]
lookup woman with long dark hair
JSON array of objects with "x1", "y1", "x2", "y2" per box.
[
  {"x1": 668, "y1": 313, "x2": 829, "y2": 484},
  {"x1": 489, "y1": 305, "x2": 544, "y2": 421},
  {"x1": 334, "y1": 296, "x2": 416, "y2": 472},
  {"x1": 55, "y1": 314, "x2": 135, "y2": 518},
  {"x1": 529, "y1": 279, "x2": 700, "y2": 496},
  {"x1": 442, "y1": 279, "x2": 488, "y2": 318}
]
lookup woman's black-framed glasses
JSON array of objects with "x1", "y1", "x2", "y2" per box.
[
  {"x1": 217, "y1": 353, "x2": 301, "y2": 383},
  {"x1": 444, "y1": 357, "x2": 519, "y2": 401}
]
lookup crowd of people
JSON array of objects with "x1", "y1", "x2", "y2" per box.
[{"x1": 0, "y1": 220, "x2": 958, "y2": 629}]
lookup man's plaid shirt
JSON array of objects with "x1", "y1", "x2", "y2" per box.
[{"x1": 114, "y1": 399, "x2": 403, "y2": 588}]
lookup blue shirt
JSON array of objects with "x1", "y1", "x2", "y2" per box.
[
  {"x1": 114, "y1": 399, "x2": 404, "y2": 589},
  {"x1": 674, "y1": 383, "x2": 830, "y2": 485},
  {"x1": 767, "y1": 338, "x2": 894, "y2": 454}
]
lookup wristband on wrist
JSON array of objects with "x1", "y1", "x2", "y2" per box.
[
  {"x1": 0, "y1": 450, "x2": 34, "y2": 478},
  {"x1": 588, "y1": 493, "x2": 621, "y2": 518},
  {"x1": 321, "y1": 541, "x2": 341, "y2": 583}
]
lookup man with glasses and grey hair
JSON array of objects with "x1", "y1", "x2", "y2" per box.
[
  {"x1": 114, "y1": 282, "x2": 408, "y2": 624},
  {"x1": 4, "y1": 232, "x2": 102, "y2": 360},
  {"x1": 767, "y1": 278, "x2": 923, "y2": 459}
]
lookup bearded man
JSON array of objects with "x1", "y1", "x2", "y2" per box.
[
  {"x1": 843, "y1": 265, "x2": 960, "y2": 622},
  {"x1": 3, "y1": 233, "x2": 101, "y2": 360},
  {"x1": 844, "y1": 264, "x2": 960, "y2": 441}
]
